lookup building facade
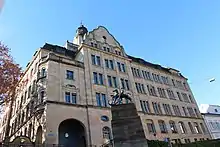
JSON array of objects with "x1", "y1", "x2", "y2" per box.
[
  {"x1": 200, "y1": 104, "x2": 220, "y2": 139},
  {"x1": 0, "y1": 25, "x2": 210, "y2": 146}
]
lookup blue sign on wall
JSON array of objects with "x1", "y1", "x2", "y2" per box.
[{"x1": 101, "y1": 115, "x2": 109, "y2": 122}]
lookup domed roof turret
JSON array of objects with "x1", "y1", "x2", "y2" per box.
[{"x1": 77, "y1": 24, "x2": 88, "y2": 36}]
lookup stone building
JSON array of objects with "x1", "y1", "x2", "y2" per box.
[
  {"x1": 0, "y1": 25, "x2": 210, "y2": 146},
  {"x1": 200, "y1": 104, "x2": 220, "y2": 139}
]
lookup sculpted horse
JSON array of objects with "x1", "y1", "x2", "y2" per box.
[{"x1": 109, "y1": 89, "x2": 132, "y2": 105}]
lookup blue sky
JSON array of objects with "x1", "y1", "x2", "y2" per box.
[{"x1": 0, "y1": 0, "x2": 219, "y2": 105}]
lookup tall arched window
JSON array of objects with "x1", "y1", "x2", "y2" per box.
[
  {"x1": 146, "y1": 119, "x2": 156, "y2": 133},
  {"x1": 178, "y1": 121, "x2": 187, "y2": 134},
  {"x1": 158, "y1": 120, "x2": 168, "y2": 133},
  {"x1": 169, "y1": 120, "x2": 178, "y2": 133},
  {"x1": 28, "y1": 123, "x2": 32, "y2": 137},
  {"x1": 28, "y1": 85, "x2": 32, "y2": 98},
  {"x1": 188, "y1": 122, "x2": 195, "y2": 134},
  {"x1": 102, "y1": 126, "x2": 111, "y2": 140},
  {"x1": 194, "y1": 122, "x2": 201, "y2": 134}
]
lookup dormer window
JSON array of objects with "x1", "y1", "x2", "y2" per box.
[
  {"x1": 103, "y1": 46, "x2": 106, "y2": 51},
  {"x1": 91, "y1": 42, "x2": 94, "y2": 47},
  {"x1": 215, "y1": 109, "x2": 218, "y2": 112},
  {"x1": 94, "y1": 43, "x2": 98, "y2": 48},
  {"x1": 107, "y1": 48, "x2": 110, "y2": 52}
]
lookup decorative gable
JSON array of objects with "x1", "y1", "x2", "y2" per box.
[{"x1": 86, "y1": 26, "x2": 121, "y2": 48}]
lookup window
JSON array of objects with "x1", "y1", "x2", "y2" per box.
[
  {"x1": 117, "y1": 62, "x2": 121, "y2": 72},
  {"x1": 112, "y1": 77, "x2": 117, "y2": 88},
  {"x1": 179, "y1": 121, "x2": 187, "y2": 134},
  {"x1": 147, "y1": 85, "x2": 157, "y2": 96},
  {"x1": 176, "y1": 92, "x2": 182, "y2": 101},
  {"x1": 194, "y1": 109, "x2": 199, "y2": 118},
  {"x1": 109, "y1": 60, "x2": 114, "y2": 69},
  {"x1": 194, "y1": 122, "x2": 201, "y2": 134},
  {"x1": 91, "y1": 55, "x2": 96, "y2": 65},
  {"x1": 66, "y1": 70, "x2": 74, "y2": 80},
  {"x1": 41, "y1": 68, "x2": 46, "y2": 77},
  {"x1": 40, "y1": 91, "x2": 45, "y2": 103},
  {"x1": 172, "y1": 79, "x2": 175, "y2": 86},
  {"x1": 163, "y1": 104, "x2": 172, "y2": 115},
  {"x1": 105, "y1": 59, "x2": 109, "y2": 68},
  {"x1": 93, "y1": 72, "x2": 104, "y2": 85},
  {"x1": 187, "y1": 107, "x2": 196, "y2": 117},
  {"x1": 65, "y1": 92, "x2": 71, "y2": 103},
  {"x1": 96, "y1": 93, "x2": 108, "y2": 107},
  {"x1": 93, "y1": 72, "x2": 98, "y2": 84},
  {"x1": 120, "y1": 78, "x2": 130, "y2": 90},
  {"x1": 172, "y1": 105, "x2": 181, "y2": 116},
  {"x1": 28, "y1": 123, "x2": 32, "y2": 137},
  {"x1": 91, "y1": 55, "x2": 101, "y2": 66},
  {"x1": 152, "y1": 102, "x2": 162, "y2": 114},
  {"x1": 167, "y1": 89, "x2": 175, "y2": 99},
  {"x1": 96, "y1": 56, "x2": 101, "y2": 66},
  {"x1": 188, "y1": 95, "x2": 194, "y2": 103},
  {"x1": 158, "y1": 88, "x2": 167, "y2": 98},
  {"x1": 105, "y1": 59, "x2": 114, "y2": 70},
  {"x1": 188, "y1": 122, "x2": 195, "y2": 133},
  {"x1": 146, "y1": 119, "x2": 156, "y2": 133},
  {"x1": 183, "y1": 82, "x2": 188, "y2": 90},
  {"x1": 121, "y1": 64, "x2": 126, "y2": 72},
  {"x1": 135, "y1": 83, "x2": 145, "y2": 94},
  {"x1": 125, "y1": 80, "x2": 130, "y2": 90},
  {"x1": 140, "y1": 100, "x2": 151, "y2": 113},
  {"x1": 161, "y1": 76, "x2": 169, "y2": 85},
  {"x1": 215, "y1": 109, "x2": 218, "y2": 112},
  {"x1": 71, "y1": 93, "x2": 77, "y2": 104},
  {"x1": 102, "y1": 94, "x2": 107, "y2": 107},
  {"x1": 96, "y1": 93, "x2": 101, "y2": 106},
  {"x1": 117, "y1": 62, "x2": 126, "y2": 72},
  {"x1": 158, "y1": 120, "x2": 167, "y2": 133},
  {"x1": 182, "y1": 93, "x2": 190, "y2": 103},
  {"x1": 121, "y1": 78, "x2": 125, "y2": 89},
  {"x1": 182, "y1": 107, "x2": 188, "y2": 116},
  {"x1": 200, "y1": 123, "x2": 207, "y2": 134},
  {"x1": 169, "y1": 120, "x2": 178, "y2": 133},
  {"x1": 28, "y1": 85, "x2": 31, "y2": 98},
  {"x1": 107, "y1": 76, "x2": 113, "y2": 87},
  {"x1": 64, "y1": 92, "x2": 77, "y2": 104},
  {"x1": 102, "y1": 127, "x2": 111, "y2": 140}
]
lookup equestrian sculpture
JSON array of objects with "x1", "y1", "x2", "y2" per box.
[{"x1": 108, "y1": 89, "x2": 132, "y2": 106}]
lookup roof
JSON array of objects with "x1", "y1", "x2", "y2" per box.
[
  {"x1": 41, "y1": 43, "x2": 186, "y2": 79},
  {"x1": 41, "y1": 43, "x2": 77, "y2": 58},
  {"x1": 127, "y1": 55, "x2": 186, "y2": 79}
]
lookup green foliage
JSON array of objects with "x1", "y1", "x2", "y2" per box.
[{"x1": 148, "y1": 140, "x2": 169, "y2": 147}]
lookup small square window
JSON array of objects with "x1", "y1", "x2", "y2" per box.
[
  {"x1": 66, "y1": 70, "x2": 74, "y2": 80},
  {"x1": 215, "y1": 109, "x2": 218, "y2": 112}
]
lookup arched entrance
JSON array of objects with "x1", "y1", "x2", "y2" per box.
[
  {"x1": 58, "y1": 119, "x2": 86, "y2": 147},
  {"x1": 35, "y1": 126, "x2": 43, "y2": 145}
]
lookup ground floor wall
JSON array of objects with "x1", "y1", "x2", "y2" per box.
[{"x1": 45, "y1": 102, "x2": 211, "y2": 146}]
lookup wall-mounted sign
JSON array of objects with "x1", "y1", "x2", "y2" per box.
[{"x1": 101, "y1": 115, "x2": 109, "y2": 122}]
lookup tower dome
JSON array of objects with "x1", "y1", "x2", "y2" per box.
[{"x1": 77, "y1": 24, "x2": 88, "y2": 36}]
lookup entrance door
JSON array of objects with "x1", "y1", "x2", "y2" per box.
[{"x1": 58, "y1": 119, "x2": 86, "y2": 147}]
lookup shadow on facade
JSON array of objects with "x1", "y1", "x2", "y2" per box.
[{"x1": 58, "y1": 119, "x2": 87, "y2": 147}]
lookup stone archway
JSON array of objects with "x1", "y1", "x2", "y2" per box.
[
  {"x1": 35, "y1": 126, "x2": 43, "y2": 145},
  {"x1": 58, "y1": 119, "x2": 87, "y2": 147}
]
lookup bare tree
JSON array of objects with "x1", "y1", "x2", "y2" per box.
[{"x1": 0, "y1": 41, "x2": 21, "y2": 143}]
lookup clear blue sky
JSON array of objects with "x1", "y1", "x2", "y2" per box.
[{"x1": 0, "y1": 0, "x2": 219, "y2": 106}]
